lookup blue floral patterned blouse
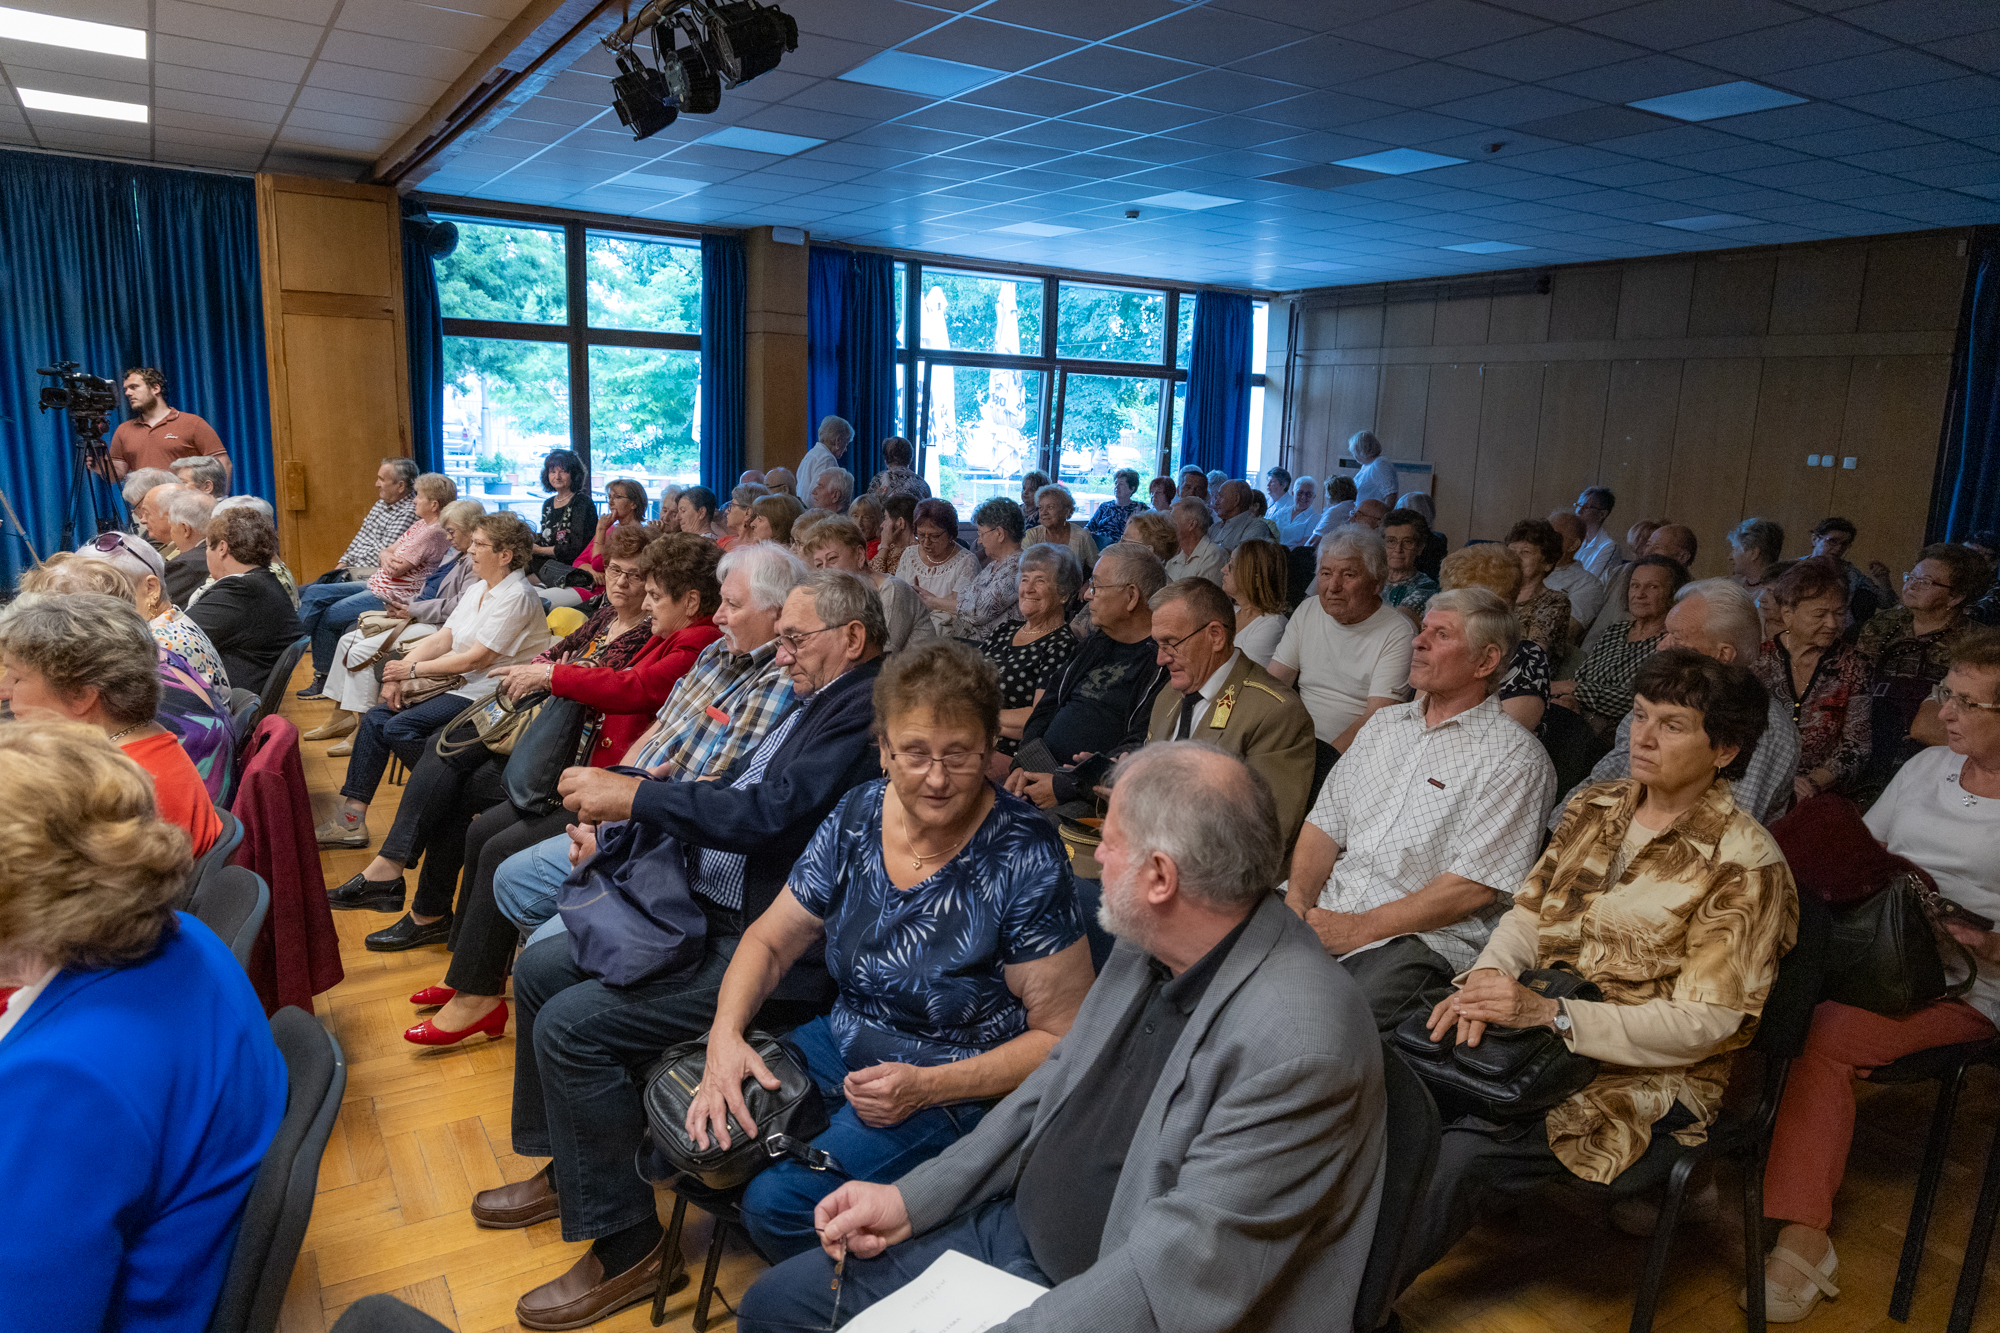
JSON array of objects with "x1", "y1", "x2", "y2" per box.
[
  {"x1": 157, "y1": 646, "x2": 235, "y2": 802},
  {"x1": 789, "y1": 780, "x2": 1086, "y2": 1070}
]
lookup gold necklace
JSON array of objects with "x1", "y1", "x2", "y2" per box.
[{"x1": 898, "y1": 799, "x2": 972, "y2": 872}]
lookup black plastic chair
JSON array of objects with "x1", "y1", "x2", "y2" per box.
[
  {"x1": 647, "y1": 1177, "x2": 747, "y2": 1332},
  {"x1": 1356, "y1": 1042, "x2": 1442, "y2": 1332},
  {"x1": 204, "y1": 1006, "x2": 347, "y2": 1333},
  {"x1": 228, "y1": 686, "x2": 260, "y2": 735},
  {"x1": 178, "y1": 809, "x2": 245, "y2": 911},
  {"x1": 250, "y1": 638, "x2": 310, "y2": 735},
  {"x1": 190, "y1": 864, "x2": 270, "y2": 972},
  {"x1": 1878, "y1": 1037, "x2": 2000, "y2": 1332},
  {"x1": 1553, "y1": 890, "x2": 1830, "y2": 1333}
]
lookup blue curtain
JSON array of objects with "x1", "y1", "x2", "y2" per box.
[
  {"x1": 807, "y1": 246, "x2": 896, "y2": 486},
  {"x1": 0, "y1": 149, "x2": 271, "y2": 581},
  {"x1": 1930, "y1": 227, "x2": 2000, "y2": 544},
  {"x1": 1179, "y1": 291, "x2": 1254, "y2": 479},
  {"x1": 700, "y1": 233, "x2": 746, "y2": 490},
  {"x1": 402, "y1": 200, "x2": 445, "y2": 476}
]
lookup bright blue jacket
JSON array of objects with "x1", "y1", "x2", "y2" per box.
[{"x1": 0, "y1": 914, "x2": 287, "y2": 1333}]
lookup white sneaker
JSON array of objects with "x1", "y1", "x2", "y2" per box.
[{"x1": 314, "y1": 812, "x2": 369, "y2": 849}]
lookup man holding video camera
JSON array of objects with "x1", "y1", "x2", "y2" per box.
[{"x1": 107, "y1": 368, "x2": 229, "y2": 483}]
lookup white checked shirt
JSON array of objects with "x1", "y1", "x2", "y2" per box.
[{"x1": 1304, "y1": 691, "x2": 1557, "y2": 972}]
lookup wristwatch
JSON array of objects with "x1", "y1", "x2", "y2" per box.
[{"x1": 1551, "y1": 998, "x2": 1573, "y2": 1035}]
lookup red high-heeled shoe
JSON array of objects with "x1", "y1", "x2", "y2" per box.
[
  {"x1": 404, "y1": 999, "x2": 508, "y2": 1048},
  {"x1": 409, "y1": 985, "x2": 456, "y2": 1007}
]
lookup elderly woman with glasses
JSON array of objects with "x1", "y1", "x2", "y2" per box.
[
  {"x1": 684, "y1": 640, "x2": 1093, "y2": 1261},
  {"x1": 1853, "y1": 542, "x2": 1990, "y2": 800},
  {"x1": 1752, "y1": 557, "x2": 1872, "y2": 803},
  {"x1": 979, "y1": 543, "x2": 1082, "y2": 762},
  {"x1": 1756, "y1": 628, "x2": 2000, "y2": 1322},
  {"x1": 898, "y1": 498, "x2": 979, "y2": 635}
]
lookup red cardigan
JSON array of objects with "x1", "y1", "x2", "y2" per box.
[{"x1": 550, "y1": 617, "x2": 723, "y2": 765}]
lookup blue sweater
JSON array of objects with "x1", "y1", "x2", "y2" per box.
[{"x1": 0, "y1": 914, "x2": 286, "y2": 1333}]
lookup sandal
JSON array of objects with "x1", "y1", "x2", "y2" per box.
[{"x1": 1740, "y1": 1240, "x2": 1838, "y2": 1323}]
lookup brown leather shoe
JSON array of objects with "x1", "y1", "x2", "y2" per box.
[
  {"x1": 470, "y1": 1168, "x2": 560, "y2": 1229},
  {"x1": 515, "y1": 1235, "x2": 685, "y2": 1331}
]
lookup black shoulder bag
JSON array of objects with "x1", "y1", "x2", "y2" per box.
[
  {"x1": 1392, "y1": 965, "x2": 1605, "y2": 1121},
  {"x1": 638, "y1": 1032, "x2": 837, "y2": 1192}
]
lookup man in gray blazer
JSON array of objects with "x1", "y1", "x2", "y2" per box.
[{"x1": 737, "y1": 743, "x2": 1387, "y2": 1333}]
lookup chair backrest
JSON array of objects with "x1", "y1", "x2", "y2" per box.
[
  {"x1": 1539, "y1": 702, "x2": 1612, "y2": 799},
  {"x1": 205, "y1": 1006, "x2": 346, "y2": 1333},
  {"x1": 1353, "y1": 1042, "x2": 1443, "y2": 1333},
  {"x1": 179, "y1": 810, "x2": 246, "y2": 912},
  {"x1": 228, "y1": 685, "x2": 259, "y2": 725},
  {"x1": 251, "y1": 638, "x2": 309, "y2": 733},
  {"x1": 1753, "y1": 888, "x2": 1831, "y2": 1062},
  {"x1": 190, "y1": 864, "x2": 270, "y2": 971}
]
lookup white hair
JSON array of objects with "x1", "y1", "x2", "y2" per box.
[
  {"x1": 1349, "y1": 430, "x2": 1382, "y2": 461},
  {"x1": 1109, "y1": 743, "x2": 1283, "y2": 911},
  {"x1": 817, "y1": 467, "x2": 854, "y2": 505},
  {"x1": 718, "y1": 541, "x2": 808, "y2": 611},
  {"x1": 1318, "y1": 522, "x2": 1388, "y2": 584},
  {"x1": 212, "y1": 494, "x2": 275, "y2": 522},
  {"x1": 818, "y1": 415, "x2": 853, "y2": 446},
  {"x1": 1423, "y1": 587, "x2": 1519, "y2": 696},
  {"x1": 165, "y1": 489, "x2": 215, "y2": 532},
  {"x1": 122, "y1": 467, "x2": 178, "y2": 507},
  {"x1": 1675, "y1": 578, "x2": 1764, "y2": 662}
]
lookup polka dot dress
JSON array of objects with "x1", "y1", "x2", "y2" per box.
[{"x1": 982, "y1": 620, "x2": 1078, "y2": 754}]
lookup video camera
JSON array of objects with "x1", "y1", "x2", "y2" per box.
[{"x1": 37, "y1": 361, "x2": 119, "y2": 417}]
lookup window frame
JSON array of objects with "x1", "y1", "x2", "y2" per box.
[{"x1": 435, "y1": 207, "x2": 703, "y2": 468}]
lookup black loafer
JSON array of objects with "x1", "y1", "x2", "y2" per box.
[
  {"x1": 328, "y1": 873, "x2": 406, "y2": 913},
  {"x1": 366, "y1": 912, "x2": 452, "y2": 952}
]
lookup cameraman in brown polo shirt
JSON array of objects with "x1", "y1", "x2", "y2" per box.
[{"x1": 106, "y1": 368, "x2": 229, "y2": 485}]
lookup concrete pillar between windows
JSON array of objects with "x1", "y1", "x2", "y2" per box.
[{"x1": 743, "y1": 226, "x2": 809, "y2": 472}]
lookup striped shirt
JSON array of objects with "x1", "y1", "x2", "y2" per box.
[{"x1": 631, "y1": 638, "x2": 795, "y2": 779}]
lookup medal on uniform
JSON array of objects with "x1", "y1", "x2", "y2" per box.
[{"x1": 1209, "y1": 687, "x2": 1237, "y2": 730}]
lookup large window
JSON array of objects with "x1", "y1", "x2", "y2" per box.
[
  {"x1": 438, "y1": 214, "x2": 702, "y2": 519},
  {"x1": 894, "y1": 265, "x2": 1267, "y2": 516}
]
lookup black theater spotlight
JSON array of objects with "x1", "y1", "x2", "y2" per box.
[{"x1": 602, "y1": 0, "x2": 798, "y2": 142}]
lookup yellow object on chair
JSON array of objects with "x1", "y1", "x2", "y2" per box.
[{"x1": 546, "y1": 607, "x2": 587, "y2": 638}]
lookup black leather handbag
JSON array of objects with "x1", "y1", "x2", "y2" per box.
[
  {"x1": 501, "y1": 695, "x2": 597, "y2": 815},
  {"x1": 1823, "y1": 871, "x2": 1977, "y2": 1016},
  {"x1": 639, "y1": 1031, "x2": 836, "y2": 1191},
  {"x1": 1392, "y1": 966, "x2": 1605, "y2": 1121}
]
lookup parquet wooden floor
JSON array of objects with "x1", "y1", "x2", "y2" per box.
[{"x1": 276, "y1": 674, "x2": 2000, "y2": 1333}]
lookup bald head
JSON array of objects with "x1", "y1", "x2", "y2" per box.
[
  {"x1": 1354, "y1": 498, "x2": 1388, "y2": 529},
  {"x1": 764, "y1": 467, "x2": 796, "y2": 497}
]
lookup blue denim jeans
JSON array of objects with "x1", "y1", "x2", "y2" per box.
[
  {"x1": 299, "y1": 582, "x2": 382, "y2": 678},
  {"x1": 738, "y1": 1197, "x2": 1049, "y2": 1333},
  {"x1": 339, "y1": 693, "x2": 466, "y2": 806},
  {"x1": 740, "y1": 1016, "x2": 989, "y2": 1262},
  {"x1": 493, "y1": 831, "x2": 574, "y2": 932}
]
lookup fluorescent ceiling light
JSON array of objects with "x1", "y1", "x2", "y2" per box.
[
  {"x1": 1444, "y1": 241, "x2": 1530, "y2": 253},
  {"x1": 17, "y1": 87, "x2": 147, "y2": 123},
  {"x1": 1332, "y1": 148, "x2": 1467, "y2": 175},
  {"x1": 0, "y1": 6, "x2": 144, "y2": 59},
  {"x1": 1628, "y1": 81, "x2": 1805, "y2": 122},
  {"x1": 1135, "y1": 190, "x2": 1239, "y2": 210},
  {"x1": 697, "y1": 126, "x2": 825, "y2": 156},
  {"x1": 841, "y1": 50, "x2": 1004, "y2": 99},
  {"x1": 994, "y1": 221, "x2": 1080, "y2": 237},
  {"x1": 618, "y1": 173, "x2": 711, "y2": 194},
  {"x1": 1656, "y1": 214, "x2": 1756, "y2": 231}
]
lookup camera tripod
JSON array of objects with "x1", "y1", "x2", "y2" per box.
[{"x1": 61, "y1": 408, "x2": 126, "y2": 549}]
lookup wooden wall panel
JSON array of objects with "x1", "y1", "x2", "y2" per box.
[
  {"x1": 1741, "y1": 357, "x2": 1847, "y2": 556},
  {"x1": 1665, "y1": 359, "x2": 1762, "y2": 575},
  {"x1": 1614, "y1": 261, "x2": 1695, "y2": 341},
  {"x1": 1859, "y1": 235, "x2": 1966, "y2": 334},
  {"x1": 256, "y1": 174, "x2": 410, "y2": 580},
  {"x1": 1598, "y1": 360, "x2": 1683, "y2": 526},
  {"x1": 1529, "y1": 360, "x2": 1610, "y2": 520},
  {"x1": 1292, "y1": 363, "x2": 1380, "y2": 484},
  {"x1": 1422, "y1": 363, "x2": 1484, "y2": 544},
  {"x1": 1335, "y1": 302, "x2": 1386, "y2": 349},
  {"x1": 1432, "y1": 296, "x2": 1491, "y2": 346},
  {"x1": 1469, "y1": 362, "x2": 1544, "y2": 543},
  {"x1": 1769, "y1": 243, "x2": 1867, "y2": 335},
  {"x1": 1375, "y1": 363, "x2": 1431, "y2": 469},
  {"x1": 744, "y1": 227, "x2": 807, "y2": 469},
  {"x1": 1384, "y1": 300, "x2": 1435, "y2": 347},
  {"x1": 1487, "y1": 291, "x2": 1550, "y2": 345},
  {"x1": 1833, "y1": 354, "x2": 1953, "y2": 570},
  {"x1": 1688, "y1": 254, "x2": 1775, "y2": 338},
  {"x1": 1549, "y1": 267, "x2": 1620, "y2": 342}
]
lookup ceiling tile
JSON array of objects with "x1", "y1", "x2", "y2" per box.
[
  {"x1": 1339, "y1": 61, "x2": 1515, "y2": 108},
  {"x1": 153, "y1": 34, "x2": 308, "y2": 82},
  {"x1": 1112, "y1": 7, "x2": 1313, "y2": 66},
  {"x1": 1777, "y1": 48, "x2": 1967, "y2": 99},
  {"x1": 1511, "y1": 104, "x2": 1668, "y2": 142},
  {"x1": 1841, "y1": 0, "x2": 1997, "y2": 44},
  {"x1": 1065, "y1": 96, "x2": 1210, "y2": 134},
  {"x1": 902, "y1": 18, "x2": 1081, "y2": 73},
  {"x1": 335, "y1": 0, "x2": 506, "y2": 52},
  {"x1": 1544, "y1": 54, "x2": 1735, "y2": 103},
  {"x1": 1030, "y1": 44, "x2": 1198, "y2": 94},
  {"x1": 955, "y1": 75, "x2": 1107, "y2": 117},
  {"x1": 1673, "y1": 18, "x2": 1893, "y2": 77},
  {"x1": 1449, "y1": 26, "x2": 1646, "y2": 81},
  {"x1": 1149, "y1": 69, "x2": 1304, "y2": 115},
  {"x1": 155, "y1": 0, "x2": 321, "y2": 54},
  {"x1": 1334, "y1": 0, "x2": 1544, "y2": 59},
  {"x1": 973, "y1": 0, "x2": 1183, "y2": 41},
  {"x1": 1580, "y1": 0, "x2": 1798, "y2": 50}
]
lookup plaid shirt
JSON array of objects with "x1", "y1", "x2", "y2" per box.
[
  {"x1": 339, "y1": 495, "x2": 418, "y2": 571},
  {"x1": 631, "y1": 637, "x2": 794, "y2": 780},
  {"x1": 1303, "y1": 692, "x2": 1557, "y2": 972}
]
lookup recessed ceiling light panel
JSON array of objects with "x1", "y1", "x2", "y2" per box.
[
  {"x1": 0, "y1": 6, "x2": 144, "y2": 59},
  {"x1": 1627, "y1": 81, "x2": 1805, "y2": 122},
  {"x1": 1332, "y1": 148, "x2": 1468, "y2": 175},
  {"x1": 1444, "y1": 241, "x2": 1530, "y2": 253},
  {"x1": 697, "y1": 126, "x2": 825, "y2": 155},
  {"x1": 1134, "y1": 190, "x2": 1239, "y2": 210},
  {"x1": 17, "y1": 87, "x2": 147, "y2": 123},
  {"x1": 994, "y1": 221, "x2": 1081, "y2": 237},
  {"x1": 841, "y1": 50, "x2": 1004, "y2": 98}
]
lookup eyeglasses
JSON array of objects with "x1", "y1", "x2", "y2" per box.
[
  {"x1": 1904, "y1": 572, "x2": 1953, "y2": 592},
  {"x1": 887, "y1": 749, "x2": 987, "y2": 776},
  {"x1": 605, "y1": 564, "x2": 643, "y2": 584},
  {"x1": 775, "y1": 621, "x2": 854, "y2": 653},
  {"x1": 1934, "y1": 683, "x2": 2000, "y2": 714},
  {"x1": 1084, "y1": 578, "x2": 1133, "y2": 595},
  {"x1": 1155, "y1": 622, "x2": 1220, "y2": 655}
]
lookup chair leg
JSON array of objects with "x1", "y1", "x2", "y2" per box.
[
  {"x1": 1628, "y1": 1156, "x2": 1696, "y2": 1333},
  {"x1": 693, "y1": 1221, "x2": 729, "y2": 1333},
  {"x1": 1893, "y1": 1065, "x2": 1971, "y2": 1322},
  {"x1": 650, "y1": 1194, "x2": 691, "y2": 1328},
  {"x1": 1947, "y1": 1111, "x2": 2000, "y2": 1333},
  {"x1": 1744, "y1": 1145, "x2": 1768, "y2": 1333}
]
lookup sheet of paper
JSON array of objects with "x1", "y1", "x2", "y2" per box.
[{"x1": 841, "y1": 1248, "x2": 1049, "y2": 1333}]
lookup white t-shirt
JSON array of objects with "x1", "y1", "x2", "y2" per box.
[
  {"x1": 1237, "y1": 612, "x2": 1288, "y2": 669},
  {"x1": 1272, "y1": 598, "x2": 1415, "y2": 745},
  {"x1": 1353, "y1": 457, "x2": 1400, "y2": 506},
  {"x1": 441, "y1": 570, "x2": 554, "y2": 700},
  {"x1": 1866, "y1": 745, "x2": 2000, "y2": 1026},
  {"x1": 894, "y1": 544, "x2": 978, "y2": 633}
]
